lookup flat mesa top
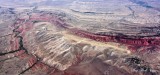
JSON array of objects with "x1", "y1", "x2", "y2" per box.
[{"x1": 65, "y1": 0, "x2": 159, "y2": 37}]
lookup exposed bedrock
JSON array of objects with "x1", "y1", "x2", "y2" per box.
[
  {"x1": 0, "y1": 6, "x2": 160, "y2": 75},
  {"x1": 18, "y1": 12, "x2": 159, "y2": 74}
]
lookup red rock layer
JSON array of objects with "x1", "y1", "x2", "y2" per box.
[{"x1": 10, "y1": 12, "x2": 159, "y2": 75}]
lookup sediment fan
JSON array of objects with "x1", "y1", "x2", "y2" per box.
[{"x1": 0, "y1": 0, "x2": 160, "y2": 75}]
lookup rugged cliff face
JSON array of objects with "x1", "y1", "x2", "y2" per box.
[{"x1": 0, "y1": 0, "x2": 160, "y2": 75}]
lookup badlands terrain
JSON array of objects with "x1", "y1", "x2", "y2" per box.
[{"x1": 0, "y1": 0, "x2": 160, "y2": 75}]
